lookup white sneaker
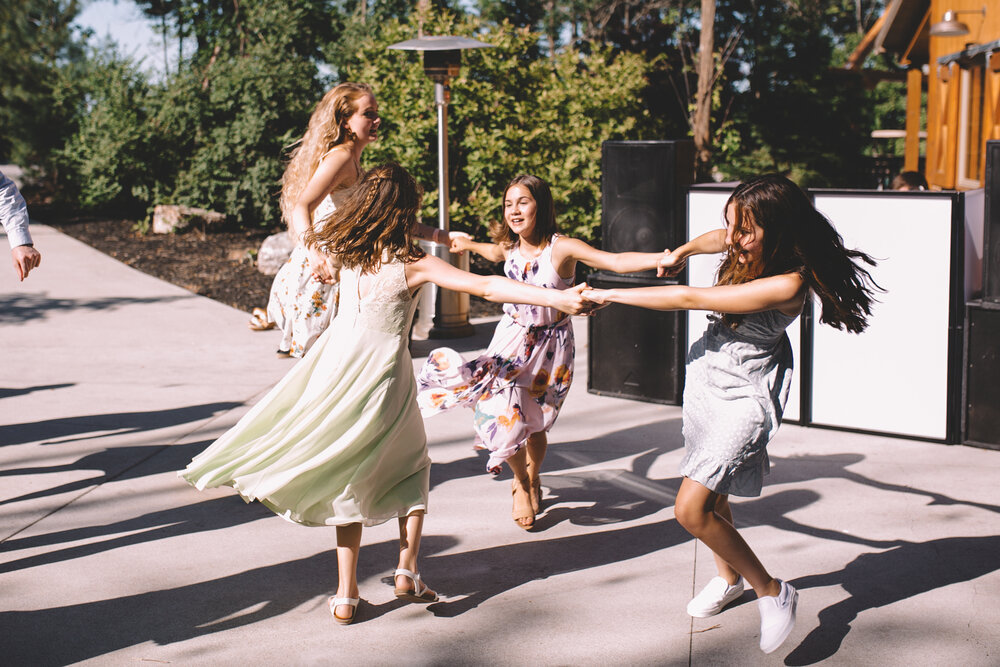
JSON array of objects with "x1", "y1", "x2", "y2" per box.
[
  {"x1": 758, "y1": 579, "x2": 798, "y2": 654},
  {"x1": 686, "y1": 575, "x2": 745, "y2": 618}
]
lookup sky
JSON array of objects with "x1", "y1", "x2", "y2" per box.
[{"x1": 74, "y1": 0, "x2": 173, "y2": 76}]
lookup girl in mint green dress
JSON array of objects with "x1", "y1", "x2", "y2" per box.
[{"x1": 180, "y1": 163, "x2": 587, "y2": 625}]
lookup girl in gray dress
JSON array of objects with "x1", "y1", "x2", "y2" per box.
[{"x1": 583, "y1": 174, "x2": 879, "y2": 654}]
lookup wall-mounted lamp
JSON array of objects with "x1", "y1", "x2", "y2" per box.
[{"x1": 930, "y1": 6, "x2": 986, "y2": 37}]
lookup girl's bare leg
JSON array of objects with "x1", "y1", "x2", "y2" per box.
[
  {"x1": 395, "y1": 511, "x2": 436, "y2": 598},
  {"x1": 674, "y1": 477, "x2": 781, "y2": 598},
  {"x1": 710, "y1": 495, "x2": 743, "y2": 585},
  {"x1": 334, "y1": 523, "x2": 363, "y2": 619},
  {"x1": 506, "y1": 448, "x2": 534, "y2": 528},
  {"x1": 525, "y1": 432, "x2": 547, "y2": 513}
]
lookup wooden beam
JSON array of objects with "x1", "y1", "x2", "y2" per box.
[{"x1": 845, "y1": 14, "x2": 886, "y2": 70}]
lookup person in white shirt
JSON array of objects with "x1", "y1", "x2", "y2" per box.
[{"x1": 1, "y1": 171, "x2": 41, "y2": 281}]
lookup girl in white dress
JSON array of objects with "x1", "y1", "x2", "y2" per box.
[
  {"x1": 182, "y1": 163, "x2": 589, "y2": 625},
  {"x1": 250, "y1": 83, "x2": 464, "y2": 357}
]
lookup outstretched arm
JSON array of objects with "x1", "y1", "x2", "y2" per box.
[
  {"x1": 656, "y1": 229, "x2": 728, "y2": 277},
  {"x1": 554, "y1": 236, "x2": 664, "y2": 274},
  {"x1": 410, "y1": 222, "x2": 473, "y2": 254},
  {"x1": 583, "y1": 272, "x2": 805, "y2": 315},
  {"x1": 446, "y1": 235, "x2": 505, "y2": 263},
  {"x1": 407, "y1": 254, "x2": 588, "y2": 315}
]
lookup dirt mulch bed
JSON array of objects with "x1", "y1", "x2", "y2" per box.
[
  {"x1": 46, "y1": 215, "x2": 275, "y2": 313},
  {"x1": 43, "y1": 213, "x2": 502, "y2": 318}
]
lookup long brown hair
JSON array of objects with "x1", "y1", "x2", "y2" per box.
[
  {"x1": 719, "y1": 174, "x2": 880, "y2": 333},
  {"x1": 304, "y1": 163, "x2": 425, "y2": 274},
  {"x1": 279, "y1": 82, "x2": 373, "y2": 224},
  {"x1": 489, "y1": 174, "x2": 559, "y2": 247}
]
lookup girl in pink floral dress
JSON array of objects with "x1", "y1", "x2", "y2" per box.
[{"x1": 417, "y1": 174, "x2": 668, "y2": 529}]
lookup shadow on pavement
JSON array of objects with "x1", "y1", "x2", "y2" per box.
[
  {"x1": 769, "y1": 452, "x2": 1000, "y2": 516},
  {"x1": 410, "y1": 319, "x2": 500, "y2": 357},
  {"x1": 0, "y1": 440, "x2": 215, "y2": 508},
  {"x1": 428, "y1": 417, "x2": 682, "y2": 493},
  {"x1": 0, "y1": 494, "x2": 271, "y2": 572},
  {"x1": 0, "y1": 536, "x2": 456, "y2": 667},
  {"x1": 0, "y1": 402, "x2": 242, "y2": 447},
  {"x1": 0, "y1": 292, "x2": 195, "y2": 324},
  {"x1": 424, "y1": 488, "x2": 823, "y2": 619},
  {"x1": 786, "y1": 535, "x2": 1000, "y2": 665},
  {"x1": 0, "y1": 383, "x2": 74, "y2": 399}
]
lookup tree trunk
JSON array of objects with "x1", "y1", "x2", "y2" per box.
[{"x1": 692, "y1": 0, "x2": 716, "y2": 180}]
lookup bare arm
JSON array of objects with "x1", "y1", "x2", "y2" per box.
[
  {"x1": 657, "y1": 229, "x2": 728, "y2": 277},
  {"x1": 450, "y1": 235, "x2": 506, "y2": 263},
  {"x1": 583, "y1": 272, "x2": 805, "y2": 316},
  {"x1": 410, "y1": 222, "x2": 473, "y2": 254},
  {"x1": 406, "y1": 254, "x2": 588, "y2": 315},
  {"x1": 289, "y1": 149, "x2": 354, "y2": 240},
  {"x1": 553, "y1": 236, "x2": 664, "y2": 274},
  {"x1": 289, "y1": 149, "x2": 355, "y2": 283}
]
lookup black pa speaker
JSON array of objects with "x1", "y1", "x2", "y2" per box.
[
  {"x1": 963, "y1": 300, "x2": 1000, "y2": 449},
  {"x1": 983, "y1": 140, "x2": 1000, "y2": 302},
  {"x1": 601, "y1": 141, "x2": 695, "y2": 276},
  {"x1": 587, "y1": 272, "x2": 686, "y2": 405}
]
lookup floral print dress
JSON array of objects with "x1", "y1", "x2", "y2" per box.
[
  {"x1": 417, "y1": 235, "x2": 576, "y2": 472},
  {"x1": 266, "y1": 150, "x2": 358, "y2": 357}
]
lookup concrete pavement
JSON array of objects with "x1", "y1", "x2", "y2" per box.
[{"x1": 1, "y1": 224, "x2": 998, "y2": 666}]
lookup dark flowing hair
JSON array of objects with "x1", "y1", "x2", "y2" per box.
[
  {"x1": 304, "y1": 162, "x2": 425, "y2": 274},
  {"x1": 719, "y1": 174, "x2": 881, "y2": 333},
  {"x1": 489, "y1": 174, "x2": 559, "y2": 247}
]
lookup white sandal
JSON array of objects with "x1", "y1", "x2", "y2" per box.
[
  {"x1": 328, "y1": 596, "x2": 360, "y2": 625},
  {"x1": 393, "y1": 568, "x2": 438, "y2": 603}
]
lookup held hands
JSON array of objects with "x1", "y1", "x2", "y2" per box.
[
  {"x1": 553, "y1": 283, "x2": 607, "y2": 316},
  {"x1": 656, "y1": 248, "x2": 686, "y2": 278},
  {"x1": 307, "y1": 245, "x2": 339, "y2": 285},
  {"x1": 580, "y1": 288, "x2": 612, "y2": 308}
]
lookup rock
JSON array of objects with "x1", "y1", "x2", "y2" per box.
[
  {"x1": 257, "y1": 231, "x2": 296, "y2": 275},
  {"x1": 152, "y1": 204, "x2": 226, "y2": 234}
]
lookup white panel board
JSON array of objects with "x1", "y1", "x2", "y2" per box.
[
  {"x1": 685, "y1": 189, "x2": 801, "y2": 422},
  {"x1": 811, "y1": 194, "x2": 954, "y2": 439}
]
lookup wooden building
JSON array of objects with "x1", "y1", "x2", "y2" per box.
[{"x1": 873, "y1": 0, "x2": 1000, "y2": 189}]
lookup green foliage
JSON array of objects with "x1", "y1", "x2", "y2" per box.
[
  {"x1": 343, "y1": 11, "x2": 651, "y2": 243},
  {"x1": 710, "y1": 0, "x2": 875, "y2": 187},
  {"x1": 18, "y1": 0, "x2": 899, "y2": 228},
  {"x1": 53, "y1": 0, "x2": 327, "y2": 223},
  {"x1": 0, "y1": 0, "x2": 87, "y2": 169},
  {"x1": 52, "y1": 47, "x2": 156, "y2": 213}
]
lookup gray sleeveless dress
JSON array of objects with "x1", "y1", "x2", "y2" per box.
[{"x1": 679, "y1": 309, "x2": 797, "y2": 497}]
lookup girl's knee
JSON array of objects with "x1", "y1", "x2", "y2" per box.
[{"x1": 674, "y1": 498, "x2": 711, "y2": 534}]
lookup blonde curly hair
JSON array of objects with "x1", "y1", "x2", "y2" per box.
[{"x1": 279, "y1": 82, "x2": 374, "y2": 224}]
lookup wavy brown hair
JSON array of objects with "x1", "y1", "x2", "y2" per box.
[
  {"x1": 279, "y1": 82, "x2": 373, "y2": 224},
  {"x1": 304, "y1": 163, "x2": 425, "y2": 274},
  {"x1": 718, "y1": 174, "x2": 881, "y2": 333},
  {"x1": 489, "y1": 174, "x2": 559, "y2": 247}
]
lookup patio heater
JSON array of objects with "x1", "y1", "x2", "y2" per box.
[{"x1": 388, "y1": 36, "x2": 493, "y2": 338}]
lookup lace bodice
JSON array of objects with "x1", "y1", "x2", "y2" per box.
[{"x1": 337, "y1": 260, "x2": 416, "y2": 338}]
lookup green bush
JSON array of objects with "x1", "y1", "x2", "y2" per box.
[{"x1": 346, "y1": 11, "x2": 652, "y2": 244}]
